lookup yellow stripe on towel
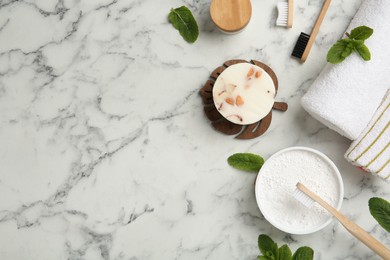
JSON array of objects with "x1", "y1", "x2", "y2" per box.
[
  {"x1": 345, "y1": 89, "x2": 390, "y2": 180},
  {"x1": 346, "y1": 102, "x2": 389, "y2": 157},
  {"x1": 365, "y1": 142, "x2": 390, "y2": 168},
  {"x1": 354, "y1": 121, "x2": 389, "y2": 162},
  {"x1": 378, "y1": 159, "x2": 390, "y2": 176}
]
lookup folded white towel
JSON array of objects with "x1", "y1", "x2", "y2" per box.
[
  {"x1": 345, "y1": 90, "x2": 389, "y2": 180},
  {"x1": 301, "y1": 0, "x2": 390, "y2": 140}
]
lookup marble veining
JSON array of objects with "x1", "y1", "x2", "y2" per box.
[{"x1": 0, "y1": 0, "x2": 389, "y2": 259}]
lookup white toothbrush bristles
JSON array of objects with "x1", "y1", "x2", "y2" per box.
[
  {"x1": 276, "y1": 2, "x2": 289, "y2": 27},
  {"x1": 276, "y1": 0, "x2": 293, "y2": 28},
  {"x1": 293, "y1": 184, "x2": 315, "y2": 208}
]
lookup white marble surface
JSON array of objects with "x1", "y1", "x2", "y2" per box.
[{"x1": 0, "y1": 0, "x2": 389, "y2": 259}]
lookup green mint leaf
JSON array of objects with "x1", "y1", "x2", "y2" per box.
[
  {"x1": 350, "y1": 26, "x2": 374, "y2": 40},
  {"x1": 292, "y1": 246, "x2": 314, "y2": 260},
  {"x1": 168, "y1": 6, "x2": 199, "y2": 43},
  {"x1": 353, "y1": 39, "x2": 364, "y2": 46},
  {"x1": 355, "y1": 43, "x2": 371, "y2": 61},
  {"x1": 258, "y1": 256, "x2": 273, "y2": 260},
  {"x1": 258, "y1": 234, "x2": 278, "y2": 260},
  {"x1": 227, "y1": 153, "x2": 264, "y2": 172},
  {"x1": 327, "y1": 40, "x2": 351, "y2": 64},
  {"x1": 369, "y1": 197, "x2": 390, "y2": 232},
  {"x1": 327, "y1": 26, "x2": 373, "y2": 64},
  {"x1": 278, "y1": 244, "x2": 293, "y2": 260}
]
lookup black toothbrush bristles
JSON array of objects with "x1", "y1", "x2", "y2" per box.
[{"x1": 291, "y1": 32, "x2": 310, "y2": 59}]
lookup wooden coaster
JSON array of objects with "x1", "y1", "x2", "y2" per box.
[{"x1": 199, "y1": 59, "x2": 288, "y2": 139}]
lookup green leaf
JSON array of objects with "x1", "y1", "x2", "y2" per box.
[
  {"x1": 349, "y1": 26, "x2": 374, "y2": 40},
  {"x1": 327, "y1": 26, "x2": 373, "y2": 64},
  {"x1": 258, "y1": 234, "x2": 278, "y2": 260},
  {"x1": 327, "y1": 40, "x2": 351, "y2": 64},
  {"x1": 278, "y1": 244, "x2": 293, "y2": 260},
  {"x1": 227, "y1": 153, "x2": 264, "y2": 172},
  {"x1": 355, "y1": 43, "x2": 371, "y2": 61},
  {"x1": 292, "y1": 246, "x2": 314, "y2": 260},
  {"x1": 369, "y1": 197, "x2": 390, "y2": 232},
  {"x1": 258, "y1": 256, "x2": 273, "y2": 260},
  {"x1": 168, "y1": 6, "x2": 199, "y2": 43}
]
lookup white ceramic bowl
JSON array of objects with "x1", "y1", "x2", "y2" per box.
[{"x1": 255, "y1": 146, "x2": 344, "y2": 235}]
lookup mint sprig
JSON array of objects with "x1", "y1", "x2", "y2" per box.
[
  {"x1": 258, "y1": 234, "x2": 279, "y2": 259},
  {"x1": 292, "y1": 246, "x2": 314, "y2": 260},
  {"x1": 327, "y1": 26, "x2": 373, "y2": 64},
  {"x1": 168, "y1": 6, "x2": 199, "y2": 43},
  {"x1": 349, "y1": 26, "x2": 374, "y2": 40},
  {"x1": 227, "y1": 153, "x2": 264, "y2": 172},
  {"x1": 369, "y1": 197, "x2": 390, "y2": 232},
  {"x1": 258, "y1": 234, "x2": 314, "y2": 260},
  {"x1": 278, "y1": 245, "x2": 293, "y2": 260}
]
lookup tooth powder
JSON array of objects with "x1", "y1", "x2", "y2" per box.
[
  {"x1": 212, "y1": 63, "x2": 276, "y2": 125},
  {"x1": 256, "y1": 149, "x2": 342, "y2": 233}
]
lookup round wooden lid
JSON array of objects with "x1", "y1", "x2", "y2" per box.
[{"x1": 210, "y1": 0, "x2": 252, "y2": 33}]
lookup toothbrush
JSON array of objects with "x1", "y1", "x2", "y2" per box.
[
  {"x1": 291, "y1": 0, "x2": 332, "y2": 62},
  {"x1": 294, "y1": 182, "x2": 390, "y2": 259},
  {"x1": 276, "y1": 0, "x2": 293, "y2": 28}
]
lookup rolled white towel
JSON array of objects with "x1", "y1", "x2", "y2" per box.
[
  {"x1": 345, "y1": 90, "x2": 389, "y2": 180},
  {"x1": 301, "y1": 0, "x2": 390, "y2": 140}
]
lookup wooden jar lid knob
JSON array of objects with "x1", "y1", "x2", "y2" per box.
[{"x1": 210, "y1": 0, "x2": 252, "y2": 33}]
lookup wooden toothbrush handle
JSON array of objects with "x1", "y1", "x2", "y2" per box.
[
  {"x1": 297, "y1": 183, "x2": 390, "y2": 259},
  {"x1": 287, "y1": 0, "x2": 294, "y2": 28},
  {"x1": 328, "y1": 210, "x2": 390, "y2": 259},
  {"x1": 301, "y1": 0, "x2": 332, "y2": 62}
]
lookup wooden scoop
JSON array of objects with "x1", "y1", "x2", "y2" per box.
[{"x1": 210, "y1": 0, "x2": 252, "y2": 33}]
